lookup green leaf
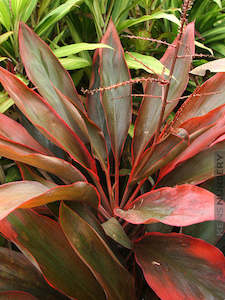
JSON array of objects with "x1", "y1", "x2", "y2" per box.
[
  {"x1": 134, "y1": 233, "x2": 225, "y2": 300},
  {"x1": 60, "y1": 202, "x2": 135, "y2": 300},
  {"x1": 53, "y1": 42, "x2": 112, "y2": 57},
  {"x1": 102, "y1": 217, "x2": 132, "y2": 249},
  {"x1": 125, "y1": 52, "x2": 170, "y2": 75},
  {"x1": 5, "y1": 166, "x2": 21, "y2": 183},
  {"x1": 59, "y1": 56, "x2": 91, "y2": 70},
  {"x1": 0, "y1": 0, "x2": 11, "y2": 30},
  {"x1": 117, "y1": 11, "x2": 180, "y2": 33},
  {"x1": 195, "y1": 41, "x2": 214, "y2": 56},
  {"x1": 213, "y1": 0, "x2": 222, "y2": 8},
  {"x1": 0, "y1": 31, "x2": 13, "y2": 45},
  {"x1": 35, "y1": 0, "x2": 82, "y2": 36},
  {"x1": 0, "y1": 247, "x2": 63, "y2": 299},
  {"x1": 0, "y1": 209, "x2": 106, "y2": 300}
]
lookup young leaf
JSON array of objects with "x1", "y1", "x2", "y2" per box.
[
  {"x1": 132, "y1": 22, "x2": 195, "y2": 163},
  {"x1": 134, "y1": 233, "x2": 225, "y2": 300},
  {"x1": 60, "y1": 202, "x2": 135, "y2": 300},
  {"x1": 35, "y1": 0, "x2": 82, "y2": 36},
  {"x1": 115, "y1": 185, "x2": 222, "y2": 226},
  {"x1": 53, "y1": 42, "x2": 112, "y2": 57},
  {"x1": 0, "y1": 209, "x2": 106, "y2": 300},
  {"x1": 125, "y1": 52, "x2": 170, "y2": 75},
  {"x1": 86, "y1": 50, "x2": 112, "y2": 155},
  {"x1": 102, "y1": 217, "x2": 132, "y2": 249},
  {"x1": 99, "y1": 20, "x2": 132, "y2": 162}
]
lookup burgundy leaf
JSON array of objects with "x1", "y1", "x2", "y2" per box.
[
  {"x1": 99, "y1": 20, "x2": 132, "y2": 162},
  {"x1": 132, "y1": 22, "x2": 195, "y2": 163},
  {"x1": 19, "y1": 22, "x2": 84, "y2": 114},
  {"x1": 60, "y1": 202, "x2": 135, "y2": 300},
  {"x1": 0, "y1": 66, "x2": 95, "y2": 171},
  {"x1": 0, "y1": 209, "x2": 105, "y2": 300},
  {"x1": 134, "y1": 233, "x2": 225, "y2": 300},
  {"x1": 0, "y1": 136, "x2": 85, "y2": 183},
  {"x1": 115, "y1": 185, "x2": 223, "y2": 226},
  {"x1": 0, "y1": 180, "x2": 99, "y2": 220}
]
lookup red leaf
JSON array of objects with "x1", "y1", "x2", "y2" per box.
[
  {"x1": 0, "y1": 136, "x2": 85, "y2": 183},
  {"x1": 60, "y1": 202, "x2": 135, "y2": 300},
  {"x1": 0, "y1": 209, "x2": 105, "y2": 300},
  {"x1": 0, "y1": 66, "x2": 95, "y2": 171},
  {"x1": 114, "y1": 185, "x2": 222, "y2": 226},
  {"x1": 132, "y1": 22, "x2": 195, "y2": 163},
  {"x1": 0, "y1": 180, "x2": 99, "y2": 220},
  {"x1": 19, "y1": 22, "x2": 84, "y2": 113},
  {"x1": 134, "y1": 233, "x2": 225, "y2": 300},
  {"x1": 0, "y1": 113, "x2": 50, "y2": 155},
  {"x1": 99, "y1": 20, "x2": 132, "y2": 162}
]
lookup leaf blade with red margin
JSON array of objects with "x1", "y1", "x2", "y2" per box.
[
  {"x1": 19, "y1": 22, "x2": 84, "y2": 113},
  {"x1": 0, "y1": 209, "x2": 106, "y2": 300},
  {"x1": 0, "y1": 247, "x2": 64, "y2": 299},
  {"x1": 0, "y1": 180, "x2": 99, "y2": 220},
  {"x1": 0, "y1": 136, "x2": 85, "y2": 183},
  {"x1": 132, "y1": 22, "x2": 195, "y2": 163},
  {"x1": 99, "y1": 20, "x2": 132, "y2": 162},
  {"x1": 114, "y1": 185, "x2": 223, "y2": 226},
  {"x1": 134, "y1": 233, "x2": 225, "y2": 300},
  {"x1": 0, "y1": 66, "x2": 95, "y2": 170},
  {"x1": 60, "y1": 202, "x2": 135, "y2": 300}
]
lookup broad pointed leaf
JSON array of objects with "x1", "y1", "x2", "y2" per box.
[
  {"x1": 0, "y1": 209, "x2": 105, "y2": 300},
  {"x1": 86, "y1": 50, "x2": 112, "y2": 155},
  {"x1": 102, "y1": 217, "x2": 132, "y2": 249},
  {"x1": 172, "y1": 73, "x2": 225, "y2": 129},
  {"x1": 0, "y1": 136, "x2": 85, "y2": 183},
  {"x1": 134, "y1": 233, "x2": 225, "y2": 300},
  {"x1": 0, "y1": 66, "x2": 95, "y2": 170},
  {"x1": 115, "y1": 185, "x2": 222, "y2": 226},
  {"x1": 54, "y1": 86, "x2": 109, "y2": 171},
  {"x1": 0, "y1": 247, "x2": 64, "y2": 299},
  {"x1": 60, "y1": 202, "x2": 135, "y2": 300},
  {"x1": 158, "y1": 138, "x2": 225, "y2": 186},
  {"x1": 131, "y1": 129, "x2": 189, "y2": 182},
  {"x1": 190, "y1": 59, "x2": 225, "y2": 76},
  {"x1": 0, "y1": 113, "x2": 50, "y2": 155},
  {"x1": 99, "y1": 20, "x2": 132, "y2": 162},
  {"x1": 132, "y1": 22, "x2": 195, "y2": 162},
  {"x1": 159, "y1": 112, "x2": 225, "y2": 181},
  {"x1": 19, "y1": 22, "x2": 84, "y2": 113},
  {"x1": 0, "y1": 180, "x2": 99, "y2": 220}
]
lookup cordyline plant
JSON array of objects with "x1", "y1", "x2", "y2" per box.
[{"x1": 0, "y1": 1, "x2": 224, "y2": 299}]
